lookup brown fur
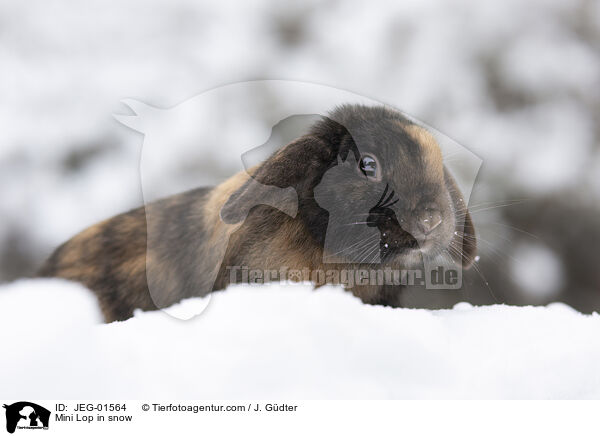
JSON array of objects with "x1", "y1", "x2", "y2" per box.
[{"x1": 404, "y1": 123, "x2": 444, "y2": 183}]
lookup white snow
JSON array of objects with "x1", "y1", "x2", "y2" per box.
[{"x1": 1, "y1": 279, "x2": 599, "y2": 399}]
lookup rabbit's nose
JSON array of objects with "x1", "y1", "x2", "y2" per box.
[{"x1": 417, "y1": 209, "x2": 442, "y2": 235}]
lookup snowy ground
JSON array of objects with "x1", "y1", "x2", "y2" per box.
[{"x1": 1, "y1": 279, "x2": 599, "y2": 399}]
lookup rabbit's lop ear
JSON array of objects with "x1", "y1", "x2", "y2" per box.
[{"x1": 220, "y1": 135, "x2": 331, "y2": 224}]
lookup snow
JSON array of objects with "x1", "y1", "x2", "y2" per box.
[{"x1": 1, "y1": 279, "x2": 599, "y2": 399}]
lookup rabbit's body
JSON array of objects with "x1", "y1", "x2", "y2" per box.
[{"x1": 39, "y1": 105, "x2": 476, "y2": 322}]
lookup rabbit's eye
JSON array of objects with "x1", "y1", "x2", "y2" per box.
[{"x1": 359, "y1": 155, "x2": 378, "y2": 179}]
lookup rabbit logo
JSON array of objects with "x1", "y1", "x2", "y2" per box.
[
  {"x1": 3, "y1": 402, "x2": 50, "y2": 433},
  {"x1": 114, "y1": 81, "x2": 481, "y2": 318}
]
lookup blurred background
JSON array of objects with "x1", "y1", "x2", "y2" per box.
[{"x1": 1, "y1": 0, "x2": 599, "y2": 311}]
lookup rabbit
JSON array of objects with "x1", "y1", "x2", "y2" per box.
[{"x1": 38, "y1": 104, "x2": 476, "y2": 322}]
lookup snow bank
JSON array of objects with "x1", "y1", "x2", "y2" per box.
[{"x1": 1, "y1": 279, "x2": 599, "y2": 399}]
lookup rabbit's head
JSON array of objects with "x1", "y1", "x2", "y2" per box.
[{"x1": 221, "y1": 104, "x2": 476, "y2": 268}]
